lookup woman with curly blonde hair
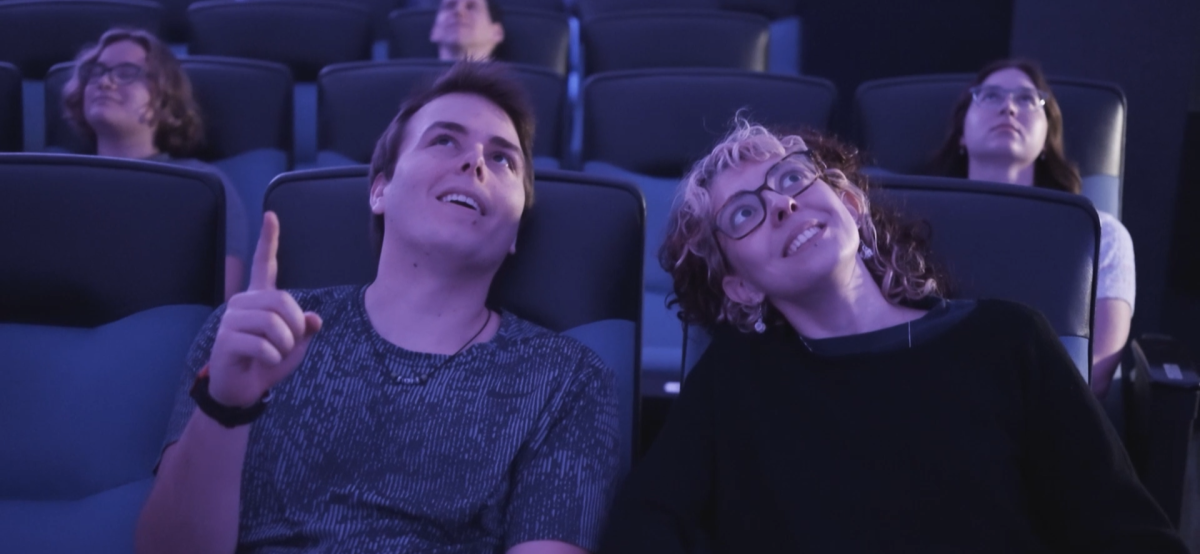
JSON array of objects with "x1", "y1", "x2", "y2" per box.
[
  {"x1": 63, "y1": 27, "x2": 248, "y2": 300},
  {"x1": 600, "y1": 120, "x2": 1185, "y2": 553}
]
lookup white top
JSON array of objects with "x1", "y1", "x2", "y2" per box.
[{"x1": 1097, "y1": 211, "x2": 1136, "y2": 312}]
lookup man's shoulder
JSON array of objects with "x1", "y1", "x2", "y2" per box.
[{"x1": 495, "y1": 313, "x2": 609, "y2": 372}]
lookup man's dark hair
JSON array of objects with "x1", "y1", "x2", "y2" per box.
[{"x1": 367, "y1": 61, "x2": 536, "y2": 255}]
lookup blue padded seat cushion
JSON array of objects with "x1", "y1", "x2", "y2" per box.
[{"x1": 0, "y1": 304, "x2": 213, "y2": 501}]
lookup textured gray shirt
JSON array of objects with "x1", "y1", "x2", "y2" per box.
[{"x1": 162, "y1": 285, "x2": 621, "y2": 553}]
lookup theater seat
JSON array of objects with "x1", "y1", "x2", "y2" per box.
[
  {"x1": 187, "y1": 0, "x2": 372, "y2": 81},
  {"x1": 317, "y1": 60, "x2": 566, "y2": 168},
  {"x1": 0, "y1": 63, "x2": 20, "y2": 152},
  {"x1": 575, "y1": 0, "x2": 719, "y2": 18},
  {"x1": 43, "y1": 57, "x2": 293, "y2": 250},
  {"x1": 0, "y1": 0, "x2": 163, "y2": 79},
  {"x1": 263, "y1": 166, "x2": 645, "y2": 469},
  {"x1": 581, "y1": 9, "x2": 769, "y2": 74},
  {"x1": 872, "y1": 174, "x2": 1198, "y2": 531},
  {"x1": 854, "y1": 74, "x2": 1127, "y2": 217},
  {"x1": 388, "y1": 8, "x2": 571, "y2": 76},
  {"x1": 0, "y1": 153, "x2": 226, "y2": 554},
  {"x1": 580, "y1": 68, "x2": 837, "y2": 380},
  {"x1": 157, "y1": 0, "x2": 195, "y2": 43}
]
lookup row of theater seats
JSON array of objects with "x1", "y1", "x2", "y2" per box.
[
  {"x1": 1, "y1": 152, "x2": 1195, "y2": 552},
  {"x1": 0, "y1": 57, "x2": 1132, "y2": 372},
  {"x1": 0, "y1": 0, "x2": 793, "y2": 79}
]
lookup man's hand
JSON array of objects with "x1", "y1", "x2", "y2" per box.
[{"x1": 207, "y1": 211, "x2": 322, "y2": 408}]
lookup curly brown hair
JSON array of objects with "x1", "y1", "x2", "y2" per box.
[
  {"x1": 62, "y1": 28, "x2": 204, "y2": 157},
  {"x1": 929, "y1": 58, "x2": 1081, "y2": 194},
  {"x1": 660, "y1": 118, "x2": 943, "y2": 332}
]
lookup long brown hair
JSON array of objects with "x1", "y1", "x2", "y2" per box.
[
  {"x1": 62, "y1": 28, "x2": 204, "y2": 157},
  {"x1": 929, "y1": 58, "x2": 1081, "y2": 194},
  {"x1": 661, "y1": 119, "x2": 943, "y2": 332}
]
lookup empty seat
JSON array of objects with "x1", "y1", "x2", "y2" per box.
[
  {"x1": 263, "y1": 165, "x2": 645, "y2": 468},
  {"x1": 0, "y1": 0, "x2": 163, "y2": 78},
  {"x1": 580, "y1": 68, "x2": 837, "y2": 377},
  {"x1": 187, "y1": 0, "x2": 372, "y2": 81},
  {"x1": 0, "y1": 153, "x2": 226, "y2": 553},
  {"x1": 43, "y1": 57, "x2": 293, "y2": 241},
  {"x1": 855, "y1": 74, "x2": 1127, "y2": 217},
  {"x1": 317, "y1": 60, "x2": 566, "y2": 167},
  {"x1": 581, "y1": 9, "x2": 769, "y2": 74},
  {"x1": 0, "y1": 63, "x2": 20, "y2": 152},
  {"x1": 388, "y1": 8, "x2": 570, "y2": 76}
]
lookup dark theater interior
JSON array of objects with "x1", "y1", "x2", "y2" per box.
[{"x1": 1, "y1": 0, "x2": 1198, "y2": 552}]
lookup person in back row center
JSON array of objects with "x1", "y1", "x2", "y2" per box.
[
  {"x1": 431, "y1": 0, "x2": 505, "y2": 61},
  {"x1": 63, "y1": 27, "x2": 249, "y2": 301},
  {"x1": 134, "y1": 62, "x2": 620, "y2": 554}
]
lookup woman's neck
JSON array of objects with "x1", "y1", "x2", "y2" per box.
[
  {"x1": 95, "y1": 131, "x2": 159, "y2": 160},
  {"x1": 772, "y1": 259, "x2": 926, "y2": 339},
  {"x1": 967, "y1": 158, "x2": 1035, "y2": 186}
]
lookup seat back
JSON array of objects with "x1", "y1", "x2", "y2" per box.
[
  {"x1": 855, "y1": 74, "x2": 1127, "y2": 217},
  {"x1": 157, "y1": 0, "x2": 195, "y2": 42},
  {"x1": 575, "y1": 0, "x2": 720, "y2": 18},
  {"x1": 581, "y1": 69, "x2": 836, "y2": 373},
  {"x1": 317, "y1": 60, "x2": 566, "y2": 166},
  {"x1": 872, "y1": 175, "x2": 1099, "y2": 375},
  {"x1": 0, "y1": 0, "x2": 163, "y2": 78},
  {"x1": 388, "y1": 8, "x2": 570, "y2": 76},
  {"x1": 0, "y1": 62, "x2": 20, "y2": 152},
  {"x1": 581, "y1": 9, "x2": 769, "y2": 75},
  {"x1": 187, "y1": 0, "x2": 372, "y2": 81},
  {"x1": 263, "y1": 166, "x2": 645, "y2": 469},
  {"x1": 0, "y1": 153, "x2": 224, "y2": 553}
]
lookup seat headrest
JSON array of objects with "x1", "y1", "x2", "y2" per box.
[
  {"x1": 263, "y1": 166, "x2": 645, "y2": 332},
  {"x1": 0, "y1": 154, "x2": 226, "y2": 326},
  {"x1": 582, "y1": 69, "x2": 837, "y2": 176}
]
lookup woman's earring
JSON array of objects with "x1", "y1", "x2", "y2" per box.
[
  {"x1": 753, "y1": 318, "x2": 767, "y2": 334},
  {"x1": 859, "y1": 243, "x2": 875, "y2": 260}
]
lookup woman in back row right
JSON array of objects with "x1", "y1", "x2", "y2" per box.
[{"x1": 930, "y1": 59, "x2": 1135, "y2": 399}]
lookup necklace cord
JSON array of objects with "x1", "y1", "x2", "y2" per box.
[{"x1": 393, "y1": 310, "x2": 493, "y2": 385}]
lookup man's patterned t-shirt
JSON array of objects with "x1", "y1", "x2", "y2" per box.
[{"x1": 161, "y1": 285, "x2": 621, "y2": 553}]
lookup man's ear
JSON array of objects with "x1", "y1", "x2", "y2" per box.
[
  {"x1": 369, "y1": 173, "x2": 388, "y2": 215},
  {"x1": 491, "y1": 22, "x2": 505, "y2": 45},
  {"x1": 722, "y1": 273, "x2": 765, "y2": 308}
]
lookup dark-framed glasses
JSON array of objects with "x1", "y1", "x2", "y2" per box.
[
  {"x1": 969, "y1": 85, "x2": 1047, "y2": 111},
  {"x1": 713, "y1": 151, "x2": 824, "y2": 240},
  {"x1": 79, "y1": 62, "x2": 146, "y2": 86}
]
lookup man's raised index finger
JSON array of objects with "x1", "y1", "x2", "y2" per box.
[{"x1": 249, "y1": 211, "x2": 280, "y2": 291}]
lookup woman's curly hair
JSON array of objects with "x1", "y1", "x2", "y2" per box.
[
  {"x1": 62, "y1": 28, "x2": 204, "y2": 157},
  {"x1": 659, "y1": 118, "x2": 944, "y2": 333}
]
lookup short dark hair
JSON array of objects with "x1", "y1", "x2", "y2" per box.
[
  {"x1": 368, "y1": 61, "x2": 536, "y2": 253},
  {"x1": 929, "y1": 58, "x2": 1081, "y2": 195},
  {"x1": 63, "y1": 27, "x2": 205, "y2": 157}
]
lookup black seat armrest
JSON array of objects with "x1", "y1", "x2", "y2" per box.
[{"x1": 1125, "y1": 334, "x2": 1200, "y2": 528}]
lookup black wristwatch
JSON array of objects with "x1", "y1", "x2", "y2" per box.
[{"x1": 189, "y1": 366, "x2": 270, "y2": 428}]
